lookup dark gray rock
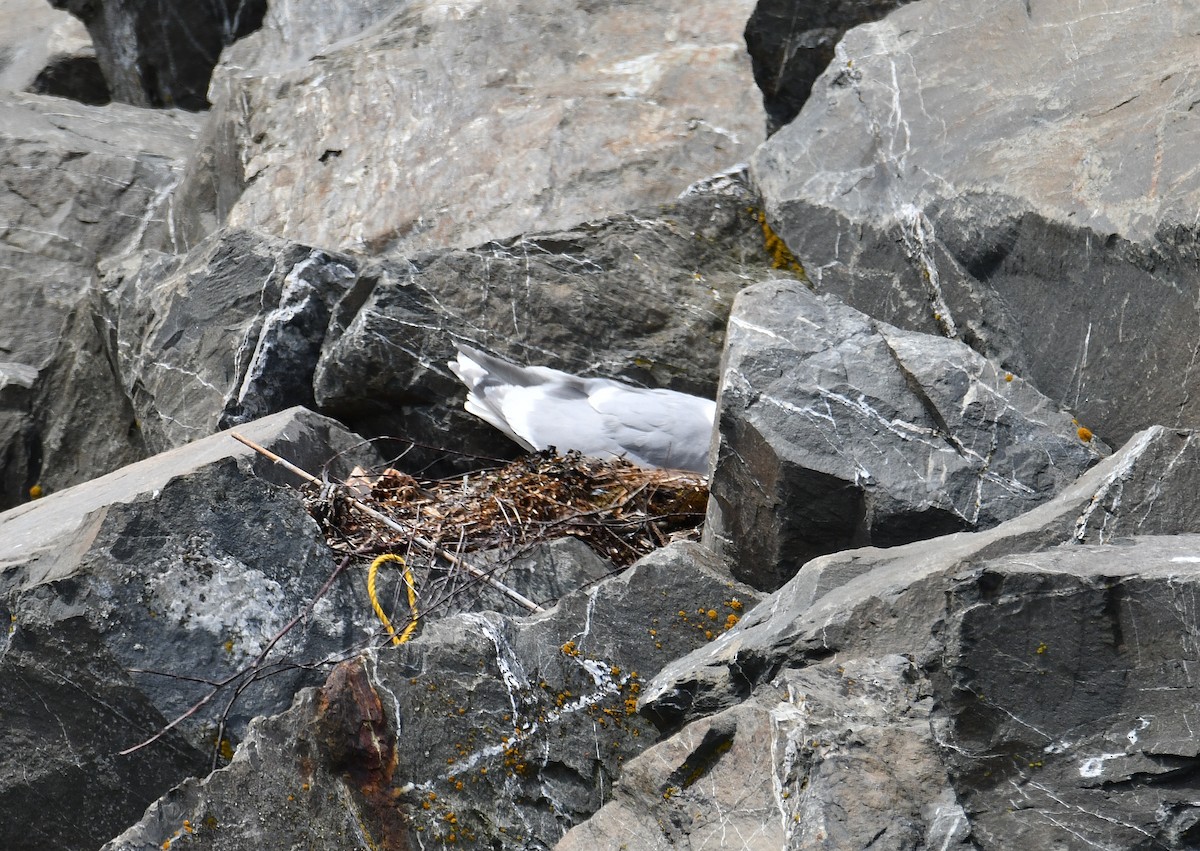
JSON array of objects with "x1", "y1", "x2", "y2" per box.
[
  {"x1": 104, "y1": 541, "x2": 763, "y2": 850},
  {"x1": 561, "y1": 655, "x2": 970, "y2": 851},
  {"x1": 49, "y1": 0, "x2": 266, "y2": 110},
  {"x1": 313, "y1": 181, "x2": 782, "y2": 470},
  {"x1": 171, "y1": 0, "x2": 763, "y2": 255},
  {"x1": 623, "y1": 428, "x2": 1200, "y2": 850},
  {"x1": 463, "y1": 537, "x2": 618, "y2": 617},
  {"x1": 705, "y1": 279, "x2": 1107, "y2": 590},
  {"x1": 937, "y1": 538, "x2": 1200, "y2": 848},
  {"x1": 0, "y1": 613, "x2": 207, "y2": 851},
  {"x1": 0, "y1": 407, "x2": 382, "y2": 750},
  {"x1": 752, "y1": 0, "x2": 1200, "y2": 449},
  {"x1": 102, "y1": 229, "x2": 358, "y2": 454},
  {"x1": 744, "y1": 0, "x2": 912, "y2": 133},
  {"x1": 0, "y1": 363, "x2": 38, "y2": 506},
  {"x1": 647, "y1": 426, "x2": 1200, "y2": 726}
]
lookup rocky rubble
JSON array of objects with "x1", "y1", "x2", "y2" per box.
[{"x1": 4, "y1": 0, "x2": 1200, "y2": 849}]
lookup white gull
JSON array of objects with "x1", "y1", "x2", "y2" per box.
[{"x1": 449, "y1": 343, "x2": 716, "y2": 473}]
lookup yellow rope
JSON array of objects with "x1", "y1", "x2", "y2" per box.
[{"x1": 367, "y1": 553, "x2": 419, "y2": 646}]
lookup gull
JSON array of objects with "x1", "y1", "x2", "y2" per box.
[{"x1": 448, "y1": 343, "x2": 716, "y2": 473}]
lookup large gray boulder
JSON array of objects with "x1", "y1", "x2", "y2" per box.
[
  {"x1": 615, "y1": 428, "x2": 1200, "y2": 851},
  {"x1": 753, "y1": 0, "x2": 1200, "y2": 448},
  {"x1": 649, "y1": 426, "x2": 1200, "y2": 724},
  {"x1": 170, "y1": 0, "x2": 764, "y2": 255},
  {"x1": 102, "y1": 542, "x2": 763, "y2": 850},
  {"x1": 0, "y1": 408, "x2": 382, "y2": 849},
  {"x1": 0, "y1": 0, "x2": 105, "y2": 103},
  {"x1": 706, "y1": 279, "x2": 1107, "y2": 590},
  {"x1": 0, "y1": 92, "x2": 202, "y2": 505},
  {"x1": 744, "y1": 0, "x2": 912, "y2": 133}
]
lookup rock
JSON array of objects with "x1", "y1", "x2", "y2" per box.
[
  {"x1": 462, "y1": 538, "x2": 617, "y2": 618},
  {"x1": 102, "y1": 229, "x2": 358, "y2": 454},
  {"x1": 621, "y1": 428, "x2": 1200, "y2": 850},
  {"x1": 0, "y1": 0, "x2": 106, "y2": 104},
  {"x1": 744, "y1": 0, "x2": 913, "y2": 133},
  {"x1": 0, "y1": 364, "x2": 39, "y2": 509},
  {"x1": 0, "y1": 613, "x2": 208, "y2": 851},
  {"x1": 171, "y1": 0, "x2": 764, "y2": 254},
  {"x1": 0, "y1": 88, "x2": 200, "y2": 388},
  {"x1": 752, "y1": 0, "x2": 1200, "y2": 448},
  {"x1": 48, "y1": 0, "x2": 267, "y2": 110},
  {"x1": 934, "y1": 537, "x2": 1200, "y2": 848},
  {"x1": 26, "y1": 287, "x2": 147, "y2": 502},
  {"x1": 646, "y1": 426, "x2": 1200, "y2": 725},
  {"x1": 0, "y1": 92, "x2": 202, "y2": 503},
  {"x1": 705, "y1": 279, "x2": 1107, "y2": 590},
  {"x1": 0, "y1": 407, "x2": 382, "y2": 750},
  {"x1": 102, "y1": 542, "x2": 763, "y2": 849},
  {"x1": 561, "y1": 655, "x2": 970, "y2": 851},
  {"x1": 313, "y1": 179, "x2": 781, "y2": 470}
]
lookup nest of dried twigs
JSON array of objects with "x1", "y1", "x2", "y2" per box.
[{"x1": 312, "y1": 450, "x2": 708, "y2": 567}]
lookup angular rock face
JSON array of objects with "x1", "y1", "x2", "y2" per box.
[
  {"x1": 170, "y1": 0, "x2": 764, "y2": 255},
  {"x1": 0, "y1": 0, "x2": 106, "y2": 103},
  {"x1": 753, "y1": 0, "x2": 1200, "y2": 448},
  {"x1": 627, "y1": 429, "x2": 1200, "y2": 851},
  {"x1": 706, "y1": 278, "x2": 1106, "y2": 590},
  {"x1": 0, "y1": 92, "x2": 202, "y2": 506},
  {"x1": 102, "y1": 229, "x2": 358, "y2": 454},
  {"x1": 0, "y1": 614, "x2": 207, "y2": 851},
  {"x1": 562, "y1": 655, "x2": 969, "y2": 851},
  {"x1": 650, "y1": 427, "x2": 1200, "y2": 725},
  {"x1": 0, "y1": 409, "x2": 382, "y2": 752},
  {"x1": 938, "y1": 540, "x2": 1200, "y2": 848}
]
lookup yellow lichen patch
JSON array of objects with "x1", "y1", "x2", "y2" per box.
[
  {"x1": 752, "y1": 209, "x2": 808, "y2": 278},
  {"x1": 1004, "y1": 373, "x2": 1014, "y2": 382},
  {"x1": 560, "y1": 640, "x2": 580, "y2": 657},
  {"x1": 28, "y1": 484, "x2": 42, "y2": 499},
  {"x1": 1036, "y1": 642, "x2": 1048, "y2": 655},
  {"x1": 1077, "y1": 426, "x2": 1094, "y2": 443}
]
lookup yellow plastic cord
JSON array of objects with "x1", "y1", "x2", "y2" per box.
[{"x1": 367, "y1": 553, "x2": 419, "y2": 646}]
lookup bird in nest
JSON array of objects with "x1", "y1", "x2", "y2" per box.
[{"x1": 448, "y1": 342, "x2": 716, "y2": 474}]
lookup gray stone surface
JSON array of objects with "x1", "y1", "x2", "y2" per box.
[
  {"x1": 171, "y1": 0, "x2": 763, "y2": 255},
  {"x1": 647, "y1": 426, "x2": 1200, "y2": 725},
  {"x1": 103, "y1": 229, "x2": 358, "y2": 454},
  {"x1": 934, "y1": 538, "x2": 1200, "y2": 848},
  {"x1": 561, "y1": 655, "x2": 970, "y2": 851},
  {"x1": 0, "y1": 612, "x2": 207, "y2": 851},
  {"x1": 753, "y1": 0, "x2": 1200, "y2": 448},
  {"x1": 0, "y1": 91, "x2": 201, "y2": 503},
  {"x1": 0, "y1": 407, "x2": 374, "y2": 585},
  {"x1": 705, "y1": 278, "x2": 1107, "y2": 590},
  {"x1": 0, "y1": 0, "x2": 102, "y2": 102},
  {"x1": 103, "y1": 542, "x2": 763, "y2": 850}
]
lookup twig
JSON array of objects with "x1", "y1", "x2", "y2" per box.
[{"x1": 230, "y1": 432, "x2": 544, "y2": 613}]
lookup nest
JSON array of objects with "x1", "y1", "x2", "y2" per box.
[{"x1": 307, "y1": 450, "x2": 708, "y2": 615}]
